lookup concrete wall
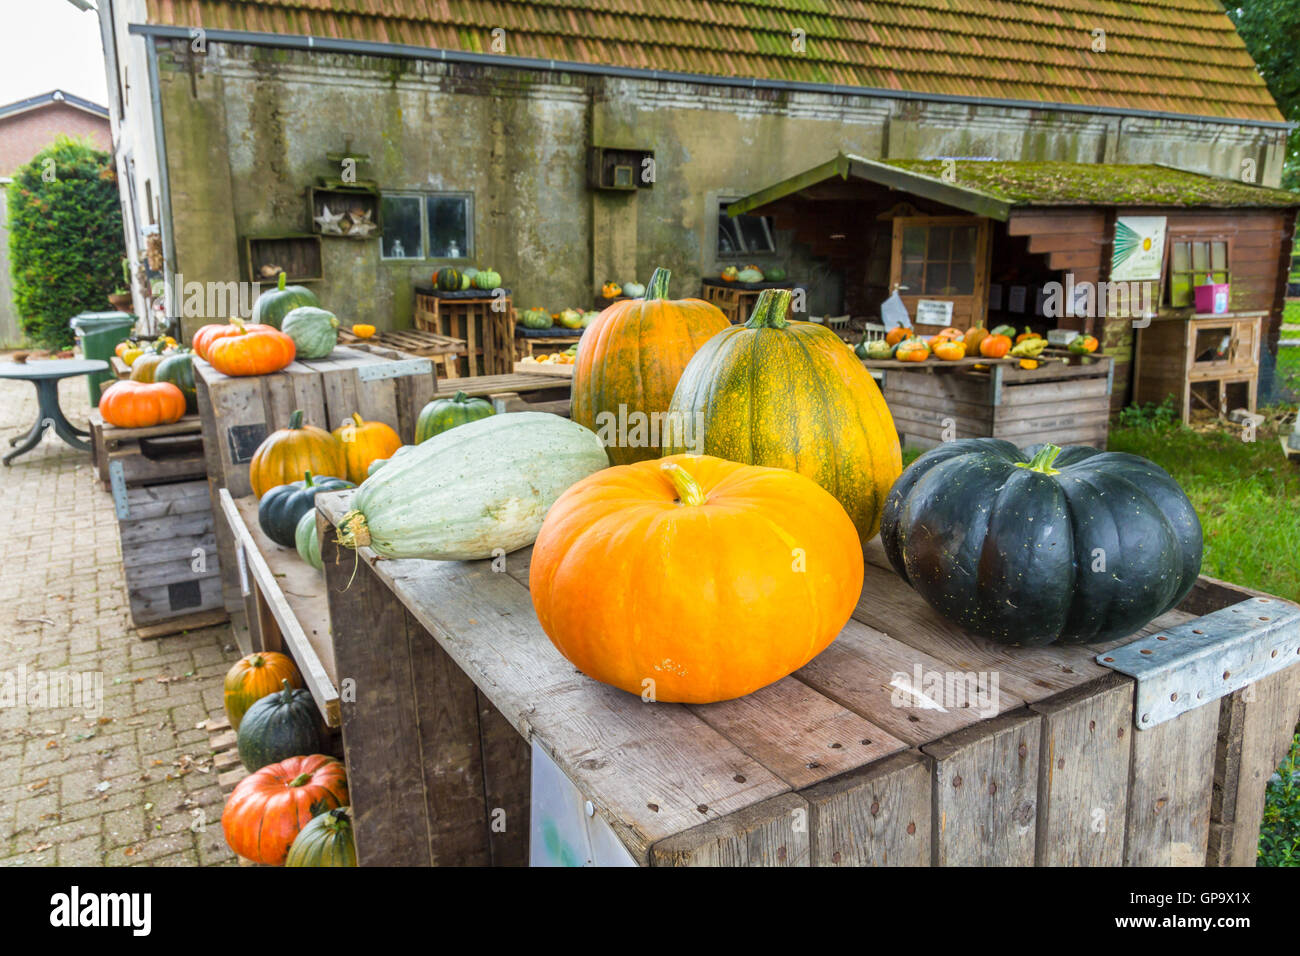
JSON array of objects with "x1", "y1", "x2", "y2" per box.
[{"x1": 150, "y1": 41, "x2": 1291, "y2": 339}]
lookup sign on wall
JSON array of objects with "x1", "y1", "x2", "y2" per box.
[
  {"x1": 1111, "y1": 216, "x2": 1167, "y2": 282},
  {"x1": 915, "y1": 299, "x2": 954, "y2": 326}
]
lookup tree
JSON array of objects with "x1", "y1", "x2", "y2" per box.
[
  {"x1": 7, "y1": 137, "x2": 126, "y2": 348},
  {"x1": 1228, "y1": 1, "x2": 1300, "y2": 190}
]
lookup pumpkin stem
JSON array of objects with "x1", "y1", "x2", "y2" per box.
[
  {"x1": 1016, "y1": 444, "x2": 1063, "y2": 475},
  {"x1": 277, "y1": 272, "x2": 287, "y2": 292},
  {"x1": 337, "y1": 509, "x2": 372, "y2": 549},
  {"x1": 287, "y1": 771, "x2": 312, "y2": 787},
  {"x1": 351, "y1": 412, "x2": 364, "y2": 427},
  {"x1": 280, "y1": 678, "x2": 294, "y2": 703},
  {"x1": 453, "y1": 391, "x2": 469, "y2": 403},
  {"x1": 304, "y1": 470, "x2": 315, "y2": 487},
  {"x1": 660, "y1": 461, "x2": 707, "y2": 507},
  {"x1": 745, "y1": 289, "x2": 792, "y2": 330},
  {"x1": 249, "y1": 653, "x2": 264, "y2": 667},
  {"x1": 644, "y1": 268, "x2": 671, "y2": 301},
  {"x1": 289, "y1": 409, "x2": 304, "y2": 430}
]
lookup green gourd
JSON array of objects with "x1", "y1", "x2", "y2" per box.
[
  {"x1": 285, "y1": 808, "x2": 357, "y2": 867},
  {"x1": 235, "y1": 679, "x2": 325, "y2": 772},
  {"x1": 474, "y1": 268, "x2": 501, "y2": 291},
  {"x1": 251, "y1": 273, "x2": 320, "y2": 329},
  {"x1": 435, "y1": 267, "x2": 462, "y2": 292},
  {"x1": 295, "y1": 510, "x2": 323, "y2": 571},
  {"x1": 153, "y1": 351, "x2": 197, "y2": 414},
  {"x1": 414, "y1": 391, "x2": 494, "y2": 443},
  {"x1": 520, "y1": 308, "x2": 552, "y2": 330},
  {"x1": 257, "y1": 471, "x2": 355, "y2": 549},
  {"x1": 281, "y1": 307, "x2": 339, "y2": 360}
]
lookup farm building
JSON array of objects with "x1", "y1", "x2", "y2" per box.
[{"x1": 96, "y1": 0, "x2": 1296, "y2": 400}]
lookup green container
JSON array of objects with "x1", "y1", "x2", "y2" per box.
[{"x1": 70, "y1": 311, "x2": 136, "y2": 404}]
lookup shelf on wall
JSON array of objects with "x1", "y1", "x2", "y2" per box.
[
  {"x1": 244, "y1": 234, "x2": 323, "y2": 284},
  {"x1": 309, "y1": 182, "x2": 381, "y2": 239}
]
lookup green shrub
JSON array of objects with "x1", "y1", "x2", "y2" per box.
[
  {"x1": 8, "y1": 136, "x2": 125, "y2": 349},
  {"x1": 1259, "y1": 734, "x2": 1300, "y2": 866},
  {"x1": 1116, "y1": 396, "x2": 1181, "y2": 431}
]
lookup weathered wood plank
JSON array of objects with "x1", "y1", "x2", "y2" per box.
[
  {"x1": 476, "y1": 688, "x2": 531, "y2": 867},
  {"x1": 924, "y1": 710, "x2": 1041, "y2": 866},
  {"x1": 802, "y1": 750, "x2": 932, "y2": 866},
  {"x1": 1030, "y1": 674, "x2": 1133, "y2": 866},
  {"x1": 650, "y1": 793, "x2": 810, "y2": 867}
]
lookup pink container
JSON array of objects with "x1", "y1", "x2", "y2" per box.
[{"x1": 1194, "y1": 281, "x2": 1230, "y2": 314}]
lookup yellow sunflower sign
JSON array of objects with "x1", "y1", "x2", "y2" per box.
[{"x1": 1111, "y1": 216, "x2": 1167, "y2": 282}]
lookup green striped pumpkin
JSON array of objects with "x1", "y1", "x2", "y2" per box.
[
  {"x1": 295, "y1": 510, "x2": 323, "y2": 571},
  {"x1": 286, "y1": 807, "x2": 357, "y2": 867},
  {"x1": 281, "y1": 307, "x2": 339, "y2": 360},
  {"x1": 415, "y1": 391, "x2": 494, "y2": 443},
  {"x1": 666, "y1": 288, "x2": 902, "y2": 544}
]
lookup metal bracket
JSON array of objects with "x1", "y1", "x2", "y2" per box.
[
  {"x1": 1097, "y1": 598, "x2": 1300, "y2": 729},
  {"x1": 355, "y1": 358, "x2": 433, "y2": 382},
  {"x1": 109, "y1": 459, "x2": 130, "y2": 520}
]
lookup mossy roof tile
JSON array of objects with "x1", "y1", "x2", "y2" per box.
[{"x1": 145, "y1": 0, "x2": 1285, "y2": 122}]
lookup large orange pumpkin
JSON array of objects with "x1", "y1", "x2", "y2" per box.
[
  {"x1": 532, "y1": 455, "x2": 864, "y2": 704},
  {"x1": 223, "y1": 651, "x2": 303, "y2": 731},
  {"x1": 570, "y1": 267, "x2": 729, "y2": 465},
  {"x1": 885, "y1": 326, "x2": 912, "y2": 347},
  {"x1": 208, "y1": 327, "x2": 296, "y2": 377},
  {"x1": 331, "y1": 412, "x2": 401, "y2": 483},
  {"x1": 979, "y1": 333, "x2": 1013, "y2": 358},
  {"x1": 192, "y1": 321, "x2": 277, "y2": 362},
  {"x1": 97, "y1": 381, "x2": 187, "y2": 428},
  {"x1": 221, "y1": 754, "x2": 349, "y2": 865},
  {"x1": 249, "y1": 409, "x2": 345, "y2": 498}
]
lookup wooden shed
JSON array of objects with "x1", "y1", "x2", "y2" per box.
[{"x1": 729, "y1": 155, "x2": 1299, "y2": 412}]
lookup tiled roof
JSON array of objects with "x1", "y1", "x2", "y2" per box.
[
  {"x1": 143, "y1": 0, "x2": 1284, "y2": 123},
  {"x1": 0, "y1": 89, "x2": 110, "y2": 119},
  {"x1": 729, "y1": 154, "x2": 1300, "y2": 220}
]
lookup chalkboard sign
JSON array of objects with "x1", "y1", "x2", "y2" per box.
[{"x1": 227, "y1": 422, "x2": 268, "y2": 465}]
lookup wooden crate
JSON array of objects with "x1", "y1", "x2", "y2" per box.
[
  {"x1": 117, "y1": 478, "x2": 224, "y2": 629},
  {"x1": 701, "y1": 279, "x2": 801, "y2": 325},
  {"x1": 316, "y1": 490, "x2": 1300, "y2": 867},
  {"x1": 217, "y1": 489, "x2": 340, "y2": 727},
  {"x1": 413, "y1": 288, "x2": 516, "y2": 375},
  {"x1": 514, "y1": 329, "x2": 583, "y2": 359},
  {"x1": 871, "y1": 352, "x2": 1114, "y2": 449},
  {"x1": 89, "y1": 411, "x2": 206, "y2": 491},
  {"x1": 1134, "y1": 313, "x2": 1263, "y2": 424},
  {"x1": 194, "y1": 345, "x2": 436, "y2": 613}
]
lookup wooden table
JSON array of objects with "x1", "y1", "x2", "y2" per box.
[
  {"x1": 316, "y1": 490, "x2": 1300, "y2": 867},
  {"x1": 0, "y1": 358, "x2": 107, "y2": 464}
]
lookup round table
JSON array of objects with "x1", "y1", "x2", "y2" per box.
[{"x1": 0, "y1": 359, "x2": 109, "y2": 465}]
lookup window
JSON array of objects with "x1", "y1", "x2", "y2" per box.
[
  {"x1": 1167, "y1": 239, "x2": 1229, "y2": 307},
  {"x1": 718, "y1": 202, "x2": 775, "y2": 256},
  {"x1": 899, "y1": 222, "x2": 979, "y2": 295},
  {"x1": 380, "y1": 192, "x2": 473, "y2": 260}
]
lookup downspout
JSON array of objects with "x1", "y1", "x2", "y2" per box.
[{"x1": 145, "y1": 33, "x2": 176, "y2": 330}]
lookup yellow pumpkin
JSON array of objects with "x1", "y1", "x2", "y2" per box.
[
  {"x1": 249, "y1": 409, "x2": 345, "y2": 498},
  {"x1": 351, "y1": 324, "x2": 376, "y2": 339},
  {"x1": 332, "y1": 412, "x2": 401, "y2": 483}
]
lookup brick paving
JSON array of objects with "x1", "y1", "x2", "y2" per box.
[{"x1": 0, "y1": 366, "x2": 238, "y2": 866}]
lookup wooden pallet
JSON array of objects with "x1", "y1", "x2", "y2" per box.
[
  {"x1": 89, "y1": 411, "x2": 206, "y2": 490},
  {"x1": 336, "y1": 328, "x2": 466, "y2": 379},
  {"x1": 431, "y1": 372, "x2": 571, "y2": 400},
  {"x1": 413, "y1": 290, "x2": 515, "y2": 375}
]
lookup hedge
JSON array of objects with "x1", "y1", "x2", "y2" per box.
[{"x1": 8, "y1": 136, "x2": 126, "y2": 349}]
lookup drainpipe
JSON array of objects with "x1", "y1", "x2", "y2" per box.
[{"x1": 144, "y1": 33, "x2": 176, "y2": 327}]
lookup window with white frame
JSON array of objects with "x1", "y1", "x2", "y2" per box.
[{"x1": 380, "y1": 192, "x2": 473, "y2": 260}]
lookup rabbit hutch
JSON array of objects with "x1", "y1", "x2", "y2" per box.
[{"x1": 729, "y1": 155, "x2": 1299, "y2": 445}]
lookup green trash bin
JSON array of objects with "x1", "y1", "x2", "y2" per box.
[{"x1": 70, "y1": 311, "x2": 137, "y2": 404}]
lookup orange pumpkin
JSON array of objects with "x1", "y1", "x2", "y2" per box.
[
  {"x1": 979, "y1": 333, "x2": 1013, "y2": 358},
  {"x1": 332, "y1": 412, "x2": 401, "y2": 483},
  {"x1": 600, "y1": 282, "x2": 622, "y2": 298},
  {"x1": 1070, "y1": 334, "x2": 1099, "y2": 354},
  {"x1": 98, "y1": 381, "x2": 187, "y2": 429},
  {"x1": 571, "y1": 266, "x2": 729, "y2": 465},
  {"x1": 114, "y1": 340, "x2": 136, "y2": 359},
  {"x1": 531, "y1": 456, "x2": 864, "y2": 704},
  {"x1": 208, "y1": 327, "x2": 296, "y2": 377},
  {"x1": 931, "y1": 327, "x2": 964, "y2": 342},
  {"x1": 223, "y1": 651, "x2": 303, "y2": 731},
  {"x1": 933, "y1": 339, "x2": 966, "y2": 361},
  {"x1": 1015, "y1": 327, "x2": 1043, "y2": 344},
  {"x1": 963, "y1": 324, "x2": 988, "y2": 356},
  {"x1": 885, "y1": 326, "x2": 912, "y2": 347},
  {"x1": 351, "y1": 324, "x2": 376, "y2": 339},
  {"x1": 895, "y1": 337, "x2": 931, "y2": 362},
  {"x1": 249, "y1": 409, "x2": 345, "y2": 498},
  {"x1": 192, "y1": 321, "x2": 277, "y2": 362},
  {"x1": 222, "y1": 754, "x2": 349, "y2": 866}
]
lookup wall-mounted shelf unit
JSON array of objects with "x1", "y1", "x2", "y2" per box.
[
  {"x1": 243, "y1": 233, "x2": 323, "y2": 284},
  {"x1": 309, "y1": 180, "x2": 381, "y2": 239},
  {"x1": 587, "y1": 146, "x2": 654, "y2": 192},
  {"x1": 1133, "y1": 311, "x2": 1263, "y2": 424}
]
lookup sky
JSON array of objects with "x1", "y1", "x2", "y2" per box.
[{"x1": 0, "y1": 0, "x2": 109, "y2": 108}]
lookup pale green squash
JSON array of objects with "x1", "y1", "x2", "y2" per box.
[
  {"x1": 281, "y1": 307, "x2": 339, "y2": 360},
  {"x1": 338, "y1": 413, "x2": 609, "y2": 560},
  {"x1": 295, "y1": 509, "x2": 323, "y2": 571}
]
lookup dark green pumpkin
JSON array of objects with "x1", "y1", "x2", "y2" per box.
[
  {"x1": 880, "y1": 439, "x2": 1203, "y2": 646},
  {"x1": 257, "y1": 471, "x2": 354, "y2": 548},
  {"x1": 154, "y1": 351, "x2": 197, "y2": 414},
  {"x1": 414, "y1": 391, "x2": 495, "y2": 443},
  {"x1": 666, "y1": 288, "x2": 902, "y2": 544},
  {"x1": 251, "y1": 272, "x2": 320, "y2": 329},
  {"x1": 285, "y1": 807, "x2": 356, "y2": 867},
  {"x1": 236, "y1": 679, "x2": 324, "y2": 772},
  {"x1": 435, "y1": 267, "x2": 462, "y2": 292},
  {"x1": 281, "y1": 306, "x2": 339, "y2": 360}
]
